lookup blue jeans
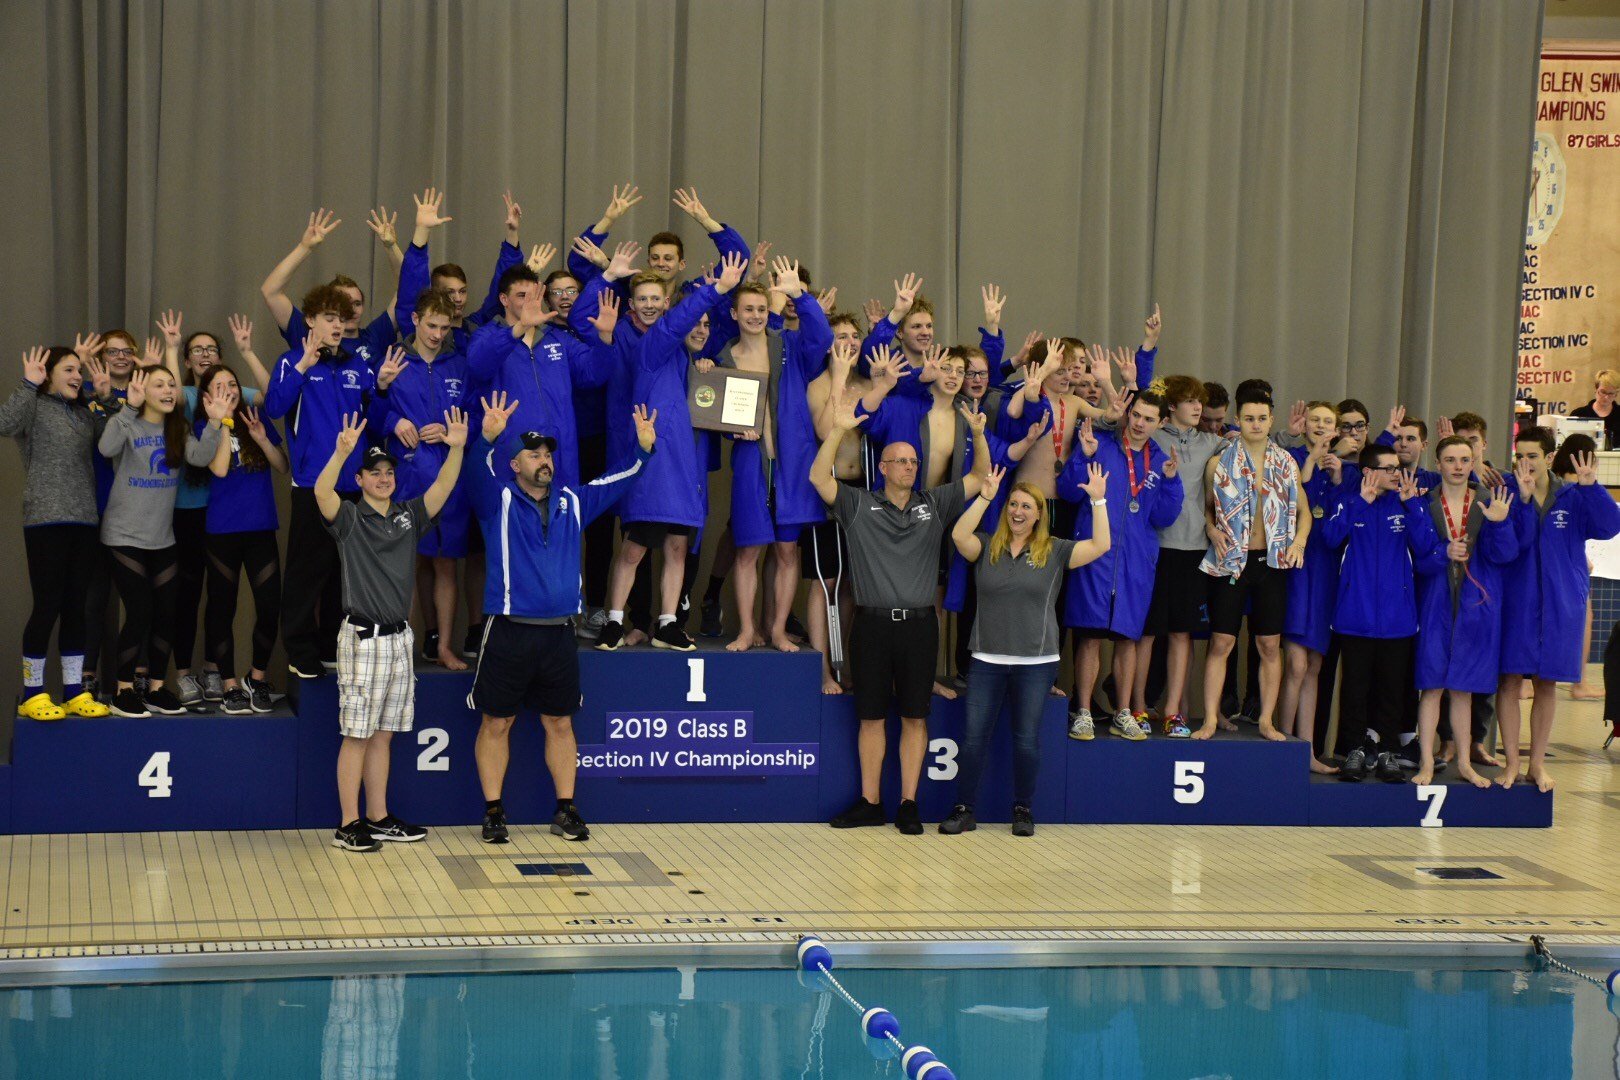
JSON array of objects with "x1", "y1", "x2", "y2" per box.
[{"x1": 956, "y1": 658, "x2": 1059, "y2": 809}]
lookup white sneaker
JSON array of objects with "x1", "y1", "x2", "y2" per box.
[
  {"x1": 577, "y1": 608, "x2": 609, "y2": 641},
  {"x1": 1111, "y1": 709, "x2": 1147, "y2": 741},
  {"x1": 1068, "y1": 709, "x2": 1095, "y2": 741}
]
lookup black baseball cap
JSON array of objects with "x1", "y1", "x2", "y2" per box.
[
  {"x1": 359, "y1": 446, "x2": 397, "y2": 470},
  {"x1": 518, "y1": 431, "x2": 558, "y2": 453}
]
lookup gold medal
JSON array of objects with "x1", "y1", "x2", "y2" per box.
[{"x1": 1312, "y1": 505, "x2": 1324, "y2": 519}]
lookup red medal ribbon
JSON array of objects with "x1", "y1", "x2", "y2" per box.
[
  {"x1": 1125, "y1": 438, "x2": 1153, "y2": 499},
  {"x1": 1440, "y1": 488, "x2": 1472, "y2": 542}
]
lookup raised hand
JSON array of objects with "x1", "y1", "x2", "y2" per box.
[
  {"x1": 126, "y1": 369, "x2": 148, "y2": 409},
  {"x1": 334, "y1": 412, "x2": 366, "y2": 455},
  {"x1": 1288, "y1": 400, "x2": 1307, "y2": 438},
  {"x1": 1397, "y1": 467, "x2": 1421, "y2": 501},
  {"x1": 503, "y1": 190, "x2": 523, "y2": 237},
  {"x1": 479, "y1": 391, "x2": 519, "y2": 442},
  {"x1": 517, "y1": 293, "x2": 555, "y2": 330},
  {"x1": 142, "y1": 336, "x2": 164, "y2": 366},
  {"x1": 1037, "y1": 338, "x2": 1066, "y2": 381},
  {"x1": 959, "y1": 400, "x2": 988, "y2": 436},
  {"x1": 770, "y1": 256, "x2": 805, "y2": 298},
  {"x1": 1482, "y1": 486, "x2": 1512, "y2": 521},
  {"x1": 671, "y1": 186, "x2": 715, "y2": 227},
  {"x1": 892, "y1": 272, "x2": 922, "y2": 315},
  {"x1": 228, "y1": 314, "x2": 254, "y2": 354},
  {"x1": 1011, "y1": 329, "x2": 1042, "y2": 367},
  {"x1": 156, "y1": 309, "x2": 184, "y2": 349},
  {"x1": 1575, "y1": 450, "x2": 1600, "y2": 486},
  {"x1": 413, "y1": 186, "x2": 452, "y2": 231},
  {"x1": 1162, "y1": 446, "x2": 1180, "y2": 478},
  {"x1": 1386, "y1": 405, "x2": 1406, "y2": 435},
  {"x1": 714, "y1": 251, "x2": 748, "y2": 293},
  {"x1": 981, "y1": 463, "x2": 1006, "y2": 501},
  {"x1": 572, "y1": 235, "x2": 611, "y2": 271},
  {"x1": 296, "y1": 331, "x2": 323, "y2": 373},
  {"x1": 868, "y1": 344, "x2": 902, "y2": 387},
  {"x1": 590, "y1": 290, "x2": 621, "y2": 341},
  {"x1": 829, "y1": 340, "x2": 857, "y2": 379},
  {"x1": 375, "y1": 345, "x2": 407, "y2": 390},
  {"x1": 1088, "y1": 343, "x2": 1111, "y2": 382},
  {"x1": 1081, "y1": 462, "x2": 1109, "y2": 501},
  {"x1": 22, "y1": 346, "x2": 47, "y2": 385},
  {"x1": 243, "y1": 406, "x2": 266, "y2": 439},
  {"x1": 603, "y1": 183, "x2": 642, "y2": 225},
  {"x1": 1024, "y1": 411, "x2": 1052, "y2": 443},
  {"x1": 1077, "y1": 417, "x2": 1098, "y2": 457},
  {"x1": 84, "y1": 355, "x2": 111, "y2": 397},
  {"x1": 605, "y1": 240, "x2": 641, "y2": 280},
  {"x1": 1142, "y1": 303, "x2": 1162, "y2": 349},
  {"x1": 441, "y1": 406, "x2": 468, "y2": 448},
  {"x1": 202, "y1": 386, "x2": 233, "y2": 422},
  {"x1": 817, "y1": 287, "x2": 838, "y2": 314},
  {"x1": 1102, "y1": 383, "x2": 1130, "y2": 424},
  {"x1": 1359, "y1": 467, "x2": 1379, "y2": 504},
  {"x1": 1437, "y1": 415, "x2": 1455, "y2": 440},
  {"x1": 72, "y1": 332, "x2": 104, "y2": 364},
  {"x1": 749, "y1": 240, "x2": 773, "y2": 279},
  {"x1": 300, "y1": 208, "x2": 341, "y2": 249},
  {"x1": 918, "y1": 343, "x2": 946, "y2": 384},
  {"x1": 1114, "y1": 346, "x2": 1137, "y2": 388},
  {"x1": 633, "y1": 403, "x2": 658, "y2": 451},
  {"x1": 1514, "y1": 455, "x2": 1535, "y2": 501},
  {"x1": 981, "y1": 283, "x2": 1006, "y2": 330},
  {"x1": 863, "y1": 298, "x2": 886, "y2": 330},
  {"x1": 831, "y1": 394, "x2": 867, "y2": 432},
  {"x1": 526, "y1": 242, "x2": 558, "y2": 274},
  {"x1": 366, "y1": 206, "x2": 399, "y2": 248}
]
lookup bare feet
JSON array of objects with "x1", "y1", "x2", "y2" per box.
[
  {"x1": 1438, "y1": 740, "x2": 1456, "y2": 764},
  {"x1": 769, "y1": 634, "x2": 800, "y2": 653},
  {"x1": 752, "y1": 633, "x2": 768, "y2": 648},
  {"x1": 1456, "y1": 767, "x2": 1491, "y2": 790},
  {"x1": 725, "y1": 634, "x2": 752, "y2": 653},
  {"x1": 1191, "y1": 724, "x2": 1217, "y2": 741},
  {"x1": 821, "y1": 676, "x2": 844, "y2": 695},
  {"x1": 1528, "y1": 763, "x2": 1556, "y2": 793},
  {"x1": 1495, "y1": 760, "x2": 1520, "y2": 790},
  {"x1": 1411, "y1": 766, "x2": 1434, "y2": 786},
  {"x1": 1049, "y1": 686, "x2": 1068, "y2": 698},
  {"x1": 1309, "y1": 757, "x2": 1339, "y2": 775},
  {"x1": 1569, "y1": 683, "x2": 1603, "y2": 701},
  {"x1": 1256, "y1": 722, "x2": 1287, "y2": 743},
  {"x1": 1216, "y1": 716, "x2": 1239, "y2": 733},
  {"x1": 1470, "y1": 743, "x2": 1501, "y2": 767},
  {"x1": 436, "y1": 645, "x2": 468, "y2": 672},
  {"x1": 624, "y1": 628, "x2": 648, "y2": 647},
  {"x1": 933, "y1": 680, "x2": 958, "y2": 700}
]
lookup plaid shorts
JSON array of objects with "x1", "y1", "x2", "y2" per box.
[{"x1": 336, "y1": 621, "x2": 416, "y2": 739}]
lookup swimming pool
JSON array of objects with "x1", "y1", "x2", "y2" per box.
[{"x1": 2, "y1": 960, "x2": 1613, "y2": 1078}]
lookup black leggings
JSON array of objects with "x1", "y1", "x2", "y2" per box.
[
  {"x1": 205, "y1": 530, "x2": 282, "y2": 676},
  {"x1": 1605, "y1": 619, "x2": 1620, "y2": 723},
  {"x1": 23, "y1": 524, "x2": 97, "y2": 657},
  {"x1": 109, "y1": 545, "x2": 180, "y2": 683},
  {"x1": 84, "y1": 541, "x2": 114, "y2": 676},
  {"x1": 171, "y1": 506, "x2": 209, "y2": 671}
]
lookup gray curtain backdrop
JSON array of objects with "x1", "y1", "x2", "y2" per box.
[{"x1": 0, "y1": 0, "x2": 1541, "y2": 735}]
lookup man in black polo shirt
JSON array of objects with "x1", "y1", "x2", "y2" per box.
[{"x1": 810, "y1": 394, "x2": 990, "y2": 833}]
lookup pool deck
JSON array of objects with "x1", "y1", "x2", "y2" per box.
[{"x1": 3, "y1": 695, "x2": 1618, "y2": 977}]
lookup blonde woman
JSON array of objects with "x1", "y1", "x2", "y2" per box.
[
  {"x1": 941, "y1": 463, "x2": 1111, "y2": 836},
  {"x1": 1569, "y1": 369, "x2": 1620, "y2": 449}
]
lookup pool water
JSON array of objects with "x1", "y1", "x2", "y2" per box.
[{"x1": 1, "y1": 963, "x2": 1612, "y2": 1078}]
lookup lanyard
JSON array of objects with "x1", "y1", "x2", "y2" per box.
[
  {"x1": 1124, "y1": 438, "x2": 1153, "y2": 497},
  {"x1": 1440, "y1": 488, "x2": 1473, "y2": 542},
  {"x1": 1050, "y1": 395, "x2": 1067, "y2": 461}
]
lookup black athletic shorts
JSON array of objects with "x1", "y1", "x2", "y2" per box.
[
  {"x1": 850, "y1": 609, "x2": 938, "y2": 720},
  {"x1": 1206, "y1": 555, "x2": 1288, "y2": 638},
  {"x1": 1143, "y1": 548, "x2": 1209, "y2": 637},
  {"x1": 801, "y1": 518, "x2": 849, "y2": 581},
  {"x1": 624, "y1": 521, "x2": 696, "y2": 548},
  {"x1": 1071, "y1": 625, "x2": 1125, "y2": 643},
  {"x1": 469, "y1": 617, "x2": 581, "y2": 718}
]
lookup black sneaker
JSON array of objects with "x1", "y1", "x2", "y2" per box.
[
  {"x1": 221, "y1": 688, "x2": 254, "y2": 715},
  {"x1": 1375, "y1": 752, "x2": 1405, "y2": 783},
  {"x1": 652, "y1": 622, "x2": 696, "y2": 652},
  {"x1": 109, "y1": 688, "x2": 150, "y2": 718},
  {"x1": 938, "y1": 804, "x2": 976, "y2": 835},
  {"x1": 332, "y1": 820, "x2": 381, "y2": 852},
  {"x1": 83, "y1": 673, "x2": 101, "y2": 702},
  {"x1": 481, "y1": 807, "x2": 510, "y2": 844},
  {"x1": 595, "y1": 620, "x2": 626, "y2": 651},
  {"x1": 1338, "y1": 747, "x2": 1369, "y2": 782},
  {"x1": 551, "y1": 806, "x2": 590, "y2": 842},
  {"x1": 785, "y1": 612, "x2": 808, "y2": 641},
  {"x1": 699, "y1": 598, "x2": 723, "y2": 638},
  {"x1": 895, "y1": 799, "x2": 923, "y2": 835},
  {"x1": 144, "y1": 687, "x2": 186, "y2": 715},
  {"x1": 133, "y1": 673, "x2": 151, "y2": 697},
  {"x1": 462, "y1": 624, "x2": 483, "y2": 659},
  {"x1": 829, "y1": 797, "x2": 886, "y2": 829},
  {"x1": 368, "y1": 814, "x2": 427, "y2": 843},
  {"x1": 1011, "y1": 804, "x2": 1036, "y2": 837},
  {"x1": 421, "y1": 630, "x2": 440, "y2": 663},
  {"x1": 243, "y1": 676, "x2": 275, "y2": 714}
]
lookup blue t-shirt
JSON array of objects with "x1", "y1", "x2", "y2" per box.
[
  {"x1": 196, "y1": 413, "x2": 282, "y2": 534},
  {"x1": 178, "y1": 385, "x2": 261, "y2": 510}
]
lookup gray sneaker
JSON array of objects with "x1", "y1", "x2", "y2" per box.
[
  {"x1": 1068, "y1": 709, "x2": 1095, "y2": 741},
  {"x1": 577, "y1": 607, "x2": 609, "y2": 641},
  {"x1": 202, "y1": 670, "x2": 225, "y2": 702},
  {"x1": 1110, "y1": 709, "x2": 1147, "y2": 741},
  {"x1": 175, "y1": 673, "x2": 204, "y2": 708}
]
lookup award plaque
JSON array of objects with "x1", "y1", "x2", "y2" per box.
[{"x1": 689, "y1": 367, "x2": 766, "y2": 434}]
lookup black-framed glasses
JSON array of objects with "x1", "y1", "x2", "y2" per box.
[
  {"x1": 188, "y1": 345, "x2": 221, "y2": 357},
  {"x1": 964, "y1": 371, "x2": 990, "y2": 381},
  {"x1": 1338, "y1": 421, "x2": 1369, "y2": 432},
  {"x1": 1366, "y1": 464, "x2": 1402, "y2": 473},
  {"x1": 103, "y1": 347, "x2": 135, "y2": 358}
]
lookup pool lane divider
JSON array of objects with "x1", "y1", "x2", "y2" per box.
[{"x1": 795, "y1": 936, "x2": 956, "y2": 1079}]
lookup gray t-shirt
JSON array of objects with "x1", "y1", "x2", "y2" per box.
[
  {"x1": 328, "y1": 497, "x2": 434, "y2": 624},
  {"x1": 831, "y1": 480, "x2": 967, "y2": 609},
  {"x1": 97, "y1": 406, "x2": 221, "y2": 549},
  {"x1": 968, "y1": 531, "x2": 1076, "y2": 659}
]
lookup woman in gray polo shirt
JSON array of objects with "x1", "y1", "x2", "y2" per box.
[{"x1": 942, "y1": 462, "x2": 1111, "y2": 835}]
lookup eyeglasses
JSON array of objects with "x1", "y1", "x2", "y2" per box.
[
  {"x1": 188, "y1": 345, "x2": 221, "y2": 357},
  {"x1": 1338, "y1": 421, "x2": 1369, "y2": 432},
  {"x1": 964, "y1": 371, "x2": 990, "y2": 381},
  {"x1": 883, "y1": 457, "x2": 919, "y2": 467},
  {"x1": 1366, "y1": 464, "x2": 1402, "y2": 473},
  {"x1": 103, "y1": 348, "x2": 135, "y2": 358},
  {"x1": 549, "y1": 287, "x2": 580, "y2": 298}
]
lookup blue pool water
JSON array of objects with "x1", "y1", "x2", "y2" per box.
[{"x1": 1, "y1": 962, "x2": 1612, "y2": 1078}]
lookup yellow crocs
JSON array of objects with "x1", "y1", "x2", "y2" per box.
[
  {"x1": 62, "y1": 691, "x2": 109, "y2": 718},
  {"x1": 17, "y1": 692, "x2": 66, "y2": 721}
]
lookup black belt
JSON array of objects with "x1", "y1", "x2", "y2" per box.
[
  {"x1": 347, "y1": 617, "x2": 408, "y2": 639},
  {"x1": 857, "y1": 606, "x2": 934, "y2": 622}
]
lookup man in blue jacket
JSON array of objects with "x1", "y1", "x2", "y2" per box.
[
  {"x1": 1321, "y1": 444, "x2": 1442, "y2": 782},
  {"x1": 264, "y1": 284, "x2": 389, "y2": 679},
  {"x1": 466, "y1": 391, "x2": 657, "y2": 845}
]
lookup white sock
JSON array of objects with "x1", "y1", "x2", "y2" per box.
[
  {"x1": 608, "y1": 610, "x2": 625, "y2": 624},
  {"x1": 22, "y1": 656, "x2": 45, "y2": 690},
  {"x1": 658, "y1": 614, "x2": 675, "y2": 628}
]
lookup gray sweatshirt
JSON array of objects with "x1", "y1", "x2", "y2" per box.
[
  {"x1": 97, "y1": 406, "x2": 221, "y2": 549},
  {"x1": 0, "y1": 380, "x2": 106, "y2": 527},
  {"x1": 1150, "y1": 423, "x2": 1230, "y2": 551}
]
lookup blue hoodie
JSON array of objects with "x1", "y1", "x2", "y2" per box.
[
  {"x1": 1412, "y1": 488, "x2": 1519, "y2": 694},
  {"x1": 280, "y1": 309, "x2": 396, "y2": 370},
  {"x1": 1282, "y1": 444, "x2": 1349, "y2": 655},
  {"x1": 394, "y1": 240, "x2": 521, "y2": 354},
  {"x1": 1320, "y1": 488, "x2": 1440, "y2": 638},
  {"x1": 262, "y1": 346, "x2": 384, "y2": 491},
  {"x1": 373, "y1": 349, "x2": 472, "y2": 501}
]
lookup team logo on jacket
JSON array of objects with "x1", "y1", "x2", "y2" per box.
[
  {"x1": 341, "y1": 369, "x2": 361, "y2": 389},
  {"x1": 444, "y1": 377, "x2": 464, "y2": 399},
  {"x1": 1388, "y1": 514, "x2": 1405, "y2": 533},
  {"x1": 1551, "y1": 508, "x2": 1571, "y2": 529},
  {"x1": 544, "y1": 342, "x2": 564, "y2": 363}
]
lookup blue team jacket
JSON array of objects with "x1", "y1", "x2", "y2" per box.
[
  {"x1": 281, "y1": 309, "x2": 396, "y2": 370},
  {"x1": 1498, "y1": 479, "x2": 1620, "y2": 682},
  {"x1": 374, "y1": 350, "x2": 473, "y2": 499},
  {"x1": 1412, "y1": 491, "x2": 1519, "y2": 694},
  {"x1": 1057, "y1": 430, "x2": 1182, "y2": 636},
  {"x1": 1320, "y1": 490, "x2": 1440, "y2": 639},
  {"x1": 395, "y1": 241, "x2": 520, "y2": 354},
  {"x1": 569, "y1": 274, "x2": 647, "y2": 466},
  {"x1": 468, "y1": 434, "x2": 651, "y2": 618},
  {"x1": 1281, "y1": 444, "x2": 1348, "y2": 655},
  {"x1": 263, "y1": 347, "x2": 384, "y2": 491}
]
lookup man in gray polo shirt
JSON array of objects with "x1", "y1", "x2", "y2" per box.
[
  {"x1": 316, "y1": 408, "x2": 467, "y2": 853},
  {"x1": 810, "y1": 394, "x2": 989, "y2": 833}
]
